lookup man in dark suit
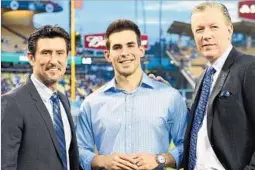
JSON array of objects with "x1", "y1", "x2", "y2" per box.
[
  {"x1": 1, "y1": 25, "x2": 79, "y2": 170},
  {"x1": 183, "y1": 2, "x2": 255, "y2": 170}
]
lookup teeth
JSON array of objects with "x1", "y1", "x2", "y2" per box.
[
  {"x1": 49, "y1": 68, "x2": 58, "y2": 71},
  {"x1": 120, "y1": 60, "x2": 133, "y2": 63}
]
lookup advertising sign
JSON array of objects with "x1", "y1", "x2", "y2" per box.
[
  {"x1": 84, "y1": 33, "x2": 149, "y2": 50},
  {"x1": 238, "y1": 0, "x2": 255, "y2": 20}
]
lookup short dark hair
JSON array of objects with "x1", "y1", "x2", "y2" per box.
[
  {"x1": 105, "y1": 19, "x2": 141, "y2": 50},
  {"x1": 28, "y1": 25, "x2": 70, "y2": 56}
]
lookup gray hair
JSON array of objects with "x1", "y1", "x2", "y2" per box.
[{"x1": 191, "y1": 2, "x2": 232, "y2": 25}]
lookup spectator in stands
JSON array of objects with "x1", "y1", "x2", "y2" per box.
[
  {"x1": 1, "y1": 77, "x2": 13, "y2": 94},
  {"x1": 190, "y1": 48, "x2": 197, "y2": 59},
  {"x1": 1, "y1": 25, "x2": 79, "y2": 170},
  {"x1": 76, "y1": 19, "x2": 188, "y2": 170},
  {"x1": 183, "y1": 2, "x2": 255, "y2": 170}
]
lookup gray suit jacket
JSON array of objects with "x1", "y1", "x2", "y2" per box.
[
  {"x1": 183, "y1": 48, "x2": 255, "y2": 170},
  {"x1": 1, "y1": 79, "x2": 79, "y2": 170}
]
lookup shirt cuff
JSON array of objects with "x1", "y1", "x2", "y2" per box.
[
  {"x1": 79, "y1": 148, "x2": 96, "y2": 170},
  {"x1": 169, "y1": 147, "x2": 182, "y2": 169}
]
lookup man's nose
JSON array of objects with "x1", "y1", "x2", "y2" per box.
[
  {"x1": 49, "y1": 53, "x2": 59, "y2": 64},
  {"x1": 202, "y1": 28, "x2": 213, "y2": 40},
  {"x1": 121, "y1": 47, "x2": 130, "y2": 57}
]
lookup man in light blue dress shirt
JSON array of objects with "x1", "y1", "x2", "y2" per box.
[{"x1": 76, "y1": 19, "x2": 188, "y2": 170}]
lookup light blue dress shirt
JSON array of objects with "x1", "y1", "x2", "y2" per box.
[{"x1": 76, "y1": 73, "x2": 188, "y2": 170}]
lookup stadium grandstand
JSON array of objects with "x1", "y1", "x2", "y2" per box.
[
  {"x1": 1, "y1": 0, "x2": 255, "y2": 107},
  {"x1": 1, "y1": 1, "x2": 62, "y2": 53},
  {"x1": 1, "y1": 0, "x2": 106, "y2": 103},
  {"x1": 1, "y1": 1, "x2": 176, "y2": 105}
]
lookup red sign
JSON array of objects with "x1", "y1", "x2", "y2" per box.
[
  {"x1": 84, "y1": 33, "x2": 149, "y2": 50},
  {"x1": 238, "y1": 0, "x2": 255, "y2": 20}
]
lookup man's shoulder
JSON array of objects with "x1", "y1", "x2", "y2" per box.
[
  {"x1": 235, "y1": 49, "x2": 255, "y2": 64},
  {"x1": 148, "y1": 77, "x2": 169, "y2": 89},
  {"x1": 148, "y1": 79, "x2": 183, "y2": 99},
  {"x1": 83, "y1": 83, "x2": 108, "y2": 103},
  {"x1": 149, "y1": 78, "x2": 177, "y2": 92},
  {"x1": 78, "y1": 85, "x2": 108, "y2": 112},
  {"x1": 1, "y1": 83, "x2": 31, "y2": 111},
  {"x1": 2, "y1": 82, "x2": 28, "y2": 100}
]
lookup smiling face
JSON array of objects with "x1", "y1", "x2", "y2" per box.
[
  {"x1": 191, "y1": 7, "x2": 233, "y2": 63},
  {"x1": 27, "y1": 37, "x2": 68, "y2": 89},
  {"x1": 104, "y1": 30, "x2": 144, "y2": 77}
]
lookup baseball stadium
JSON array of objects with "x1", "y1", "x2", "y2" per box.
[{"x1": 1, "y1": 0, "x2": 255, "y2": 170}]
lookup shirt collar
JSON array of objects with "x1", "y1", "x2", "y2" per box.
[
  {"x1": 210, "y1": 44, "x2": 233, "y2": 72},
  {"x1": 103, "y1": 72, "x2": 155, "y2": 93},
  {"x1": 103, "y1": 78, "x2": 116, "y2": 92},
  {"x1": 31, "y1": 74, "x2": 56, "y2": 102},
  {"x1": 140, "y1": 72, "x2": 156, "y2": 89}
]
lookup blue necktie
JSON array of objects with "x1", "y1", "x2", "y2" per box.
[
  {"x1": 51, "y1": 93, "x2": 67, "y2": 170},
  {"x1": 188, "y1": 67, "x2": 216, "y2": 170}
]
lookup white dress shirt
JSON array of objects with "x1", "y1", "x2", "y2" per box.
[
  {"x1": 195, "y1": 45, "x2": 233, "y2": 170},
  {"x1": 31, "y1": 74, "x2": 71, "y2": 170}
]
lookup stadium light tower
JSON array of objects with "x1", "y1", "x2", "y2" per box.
[
  {"x1": 159, "y1": 0, "x2": 163, "y2": 68},
  {"x1": 135, "y1": 0, "x2": 138, "y2": 23},
  {"x1": 141, "y1": 0, "x2": 147, "y2": 34},
  {"x1": 70, "y1": 0, "x2": 76, "y2": 101}
]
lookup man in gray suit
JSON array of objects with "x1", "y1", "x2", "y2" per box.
[{"x1": 1, "y1": 25, "x2": 79, "y2": 170}]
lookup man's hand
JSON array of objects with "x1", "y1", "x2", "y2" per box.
[
  {"x1": 100, "y1": 153, "x2": 138, "y2": 170},
  {"x1": 130, "y1": 153, "x2": 158, "y2": 170},
  {"x1": 148, "y1": 74, "x2": 170, "y2": 86}
]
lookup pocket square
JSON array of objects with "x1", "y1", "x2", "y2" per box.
[{"x1": 219, "y1": 90, "x2": 231, "y2": 97}]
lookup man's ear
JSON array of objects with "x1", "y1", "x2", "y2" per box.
[
  {"x1": 139, "y1": 45, "x2": 145, "y2": 58},
  {"x1": 104, "y1": 50, "x2": 111, "y2": 63},
  {"x1": 228, "y1": 24, "x2": 233, "y2": 39},
  {"x1": 27, "y1": 52, "x2": 35, "y2": 66}
]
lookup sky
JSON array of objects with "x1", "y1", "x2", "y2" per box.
[{"x1": 33, "y1": 0, "x2": 241, "y2": 45}]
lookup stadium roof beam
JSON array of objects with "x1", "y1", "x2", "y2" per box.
[
  {"x1": 233, "y1": 21, "x2": 255, "y2": 36},
  {"x1": 167, "y1": 21, "x2": 193, "y2": 37}
]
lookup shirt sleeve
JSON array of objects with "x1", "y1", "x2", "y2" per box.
[
  {"x1": 76, "y1": 100, "x2": 96, "y2": 170},
  {"x1": 168, "y1": 89, "x2": 189, "y2": 169}
]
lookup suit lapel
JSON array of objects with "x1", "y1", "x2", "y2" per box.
[
  {"x1": 207, "y1": 48, "x2": 237, "y2": 142},
  {"x1": 26, "y1": 79, "x2": 63, "y2": 161}
]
